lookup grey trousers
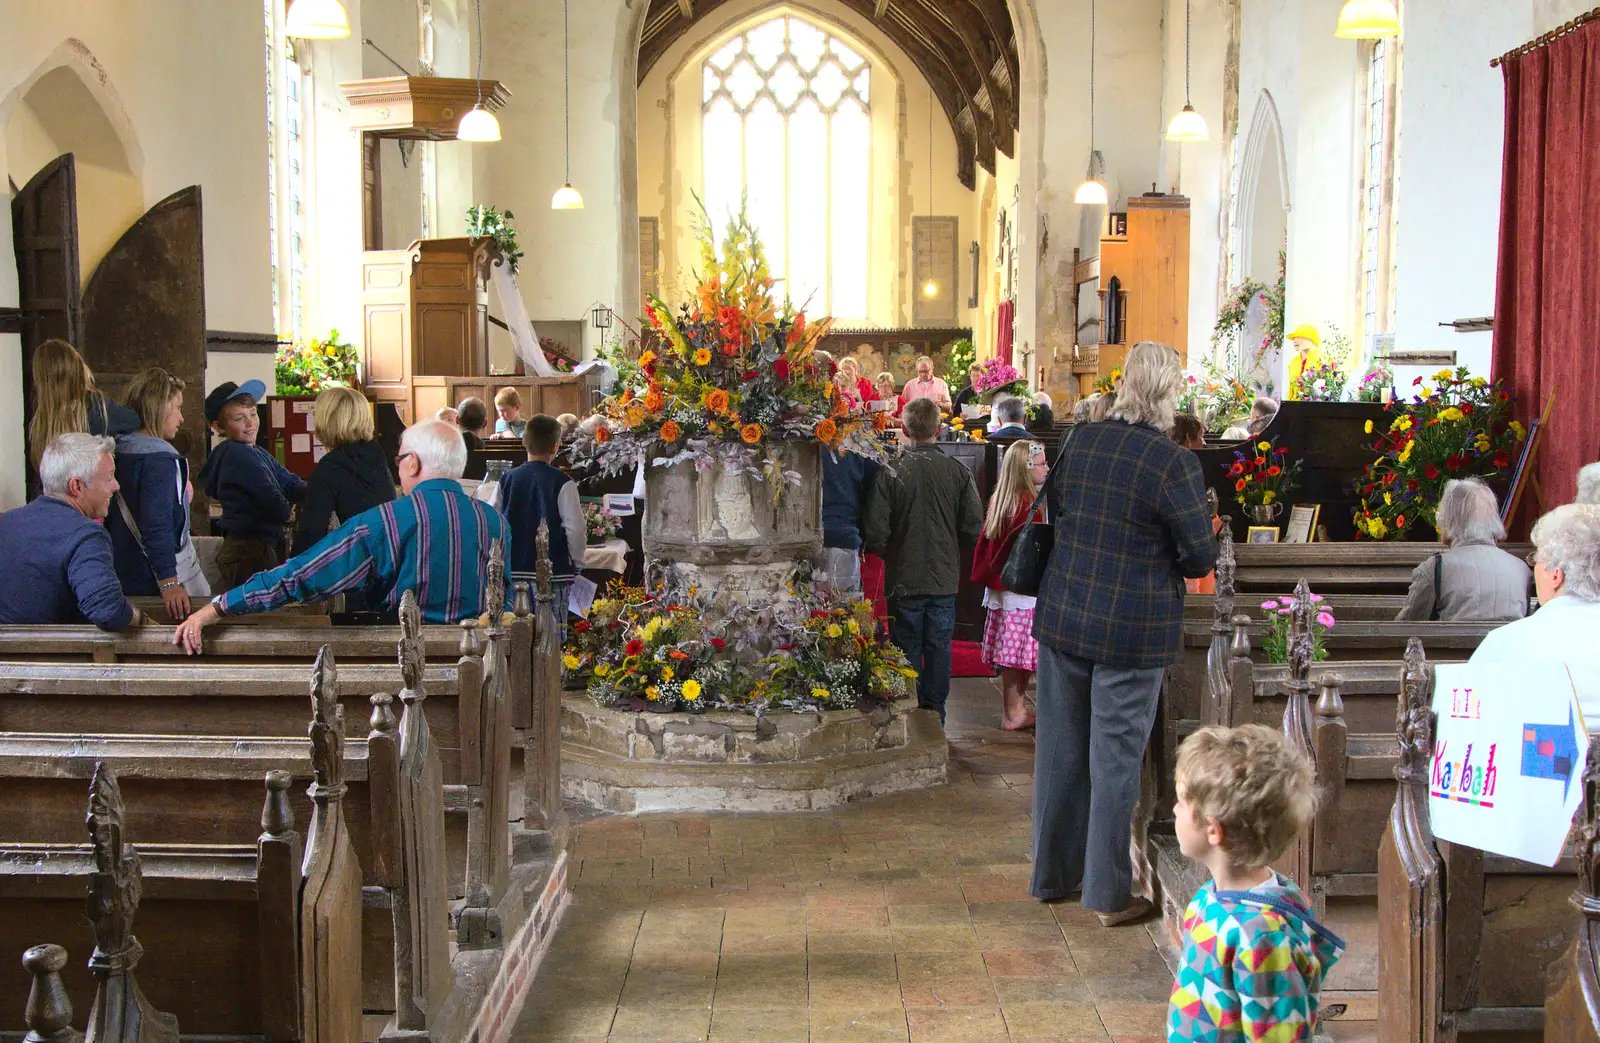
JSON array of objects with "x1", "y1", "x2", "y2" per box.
[{"x1": 1029, "y1": 642, "x2": 1165, "y2": 912}]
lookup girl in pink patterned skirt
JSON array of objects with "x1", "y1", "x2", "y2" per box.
[{"x1": 971, "y1": 439, "x2": 1049, "y2": 729}]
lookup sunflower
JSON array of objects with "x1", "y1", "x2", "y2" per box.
[
  {"x1": 693, "y1": 347, "x2": 712, "y2": 366},
  {"x1": 741, "y1": 422, "x2": 764, "y2": 444}
]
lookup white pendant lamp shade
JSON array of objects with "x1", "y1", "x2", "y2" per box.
[
  {"x1": 923, "y1": 279, "x2": 940, "y2": 298},
  {"x1": 552, "y1": 184, "x2": 585, "y2": 210},
  {"x1": 1336, "y1": 0, "x2": 1400, "y2": 39},
  {"x1": 1166, "y1": 105, "x2": 1211, "y2": 142},
  {"x1": 1074, "y1": 179, "x2": 1109, "y2": 206},
  {"x1": 457, "y1": 104, "x2": 501, "y2": 142},
  {"x1": 285, "y1": 0, "x2": 350, "y2": 39}
]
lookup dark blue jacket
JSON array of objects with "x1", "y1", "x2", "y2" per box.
[
  {"x1": 0, "y1": 496, "x2": 134, "y2": 629},
  {"x1": 822, "y1": 451, "x2": 881, "y2": 550},
  {"x1": 197, "y1": 439, "x2": 307, "y2": 543},
  {"x1": 500, "y1": 459, "x2": 577, "y2": 579},
  {"x1": 106, "y1": 433, "x2": 191, "y2": 595},
  {"x1": 1033, "y1": 420, "x2": 1217, "y2": 668}
]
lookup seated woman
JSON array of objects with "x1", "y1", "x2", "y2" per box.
[
  {"x1": 1579, "y1": 461, "x2": 1600, "y2": 505},
  {"x1": 1470, "y1": 503, "x2": 1600, "y2": 718},
  {"x1": 291, "y1": 385, "x2": 396, "y2": 558},
  {"x1": 1396, "y1": 478, "x2": 1530, "y2": 622},
  {"x1": 873, "y1": 372, "x2": 902, "y2": 417}
]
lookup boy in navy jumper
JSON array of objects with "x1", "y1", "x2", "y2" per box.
[
  {"x1": 499, "y1": 414, "x2": 586, "y2": 636},
  {"x1": 197, "y1": 380, "x2": 307, "y2": 588}
]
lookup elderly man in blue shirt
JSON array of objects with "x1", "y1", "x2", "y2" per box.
[
  {"x1": 173, "y1": 419, "x2": 508, "y2": 653},
  {"x1": 0, "y1": 433, "x2": 143, "y2": 629}
]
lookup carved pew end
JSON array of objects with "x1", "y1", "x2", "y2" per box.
[{"x1": 23, "y1": 944, "x2": 82, "y2": 1043}]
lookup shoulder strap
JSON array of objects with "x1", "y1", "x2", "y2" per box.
[
  {"x1": 115, "y1": 492, "x2": 148, "y2": 558},
  {"x1": 1021, "y1": 423, "x2": 1077, "y2": 523},
  {"x1": 1430, "y1": 552, "x2": 1444, "y2": 621}
]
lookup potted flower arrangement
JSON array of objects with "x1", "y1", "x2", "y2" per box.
[
  {"x1": 1354, "y1": 362, "x2": 1393, "y2": 403},
  {"x1": 1092, "y1": 367, "x2": 1122, "y2": 396},
  {"x1": 568, "y1": 206, "x2": 894, "y2": 487},
  {"x1": 539, "y1": 336, "x2": 576, "y2": 374},
  {"x1": 1180, "y1": 361, "x2": 1258, "y2": 433},
  {"x1": 274, "y1": 328, "x2": 361, "y2": 395},
  {"x1": 583, "y1": 502, "x2": 618, "y2": 546},
  {"x1": 1291, "y1": 362, "x2": 1346, "y2": 402},
  {"x1": 973, "y1": 357, "x2": 1029, "y2": 403},
  {"x1": 1353, "y1": 367, "x2": 1523, "y2": 540},
  {"x1": 1259, "y1": 592, "x2": 1337, "y2": 664},
  {"x1": 466, "y1": 204, "x2": 523, "y2": 273},
  {"x1": 1225, "y1": 436, "x2": 1303, "y2": 525}
]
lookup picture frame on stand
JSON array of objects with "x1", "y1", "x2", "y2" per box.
[
  {"x1": 1247, "y1": 526, "x2": 1281, "y2": 545},
  {"x1": 1284, "y1": 505, "x2": 1321, "y2": 544}
]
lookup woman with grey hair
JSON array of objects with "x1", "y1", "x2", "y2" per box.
[
  {"x1": 1029, "y1": 340, "x2": 1216, "y2": 925},
  {"x1": 1470, "y1": 503, "x2": 1600, "y2": 718},
  {"x1": 1577, "y1": 462, "x2": 1600, "y2": 505},
  {"x1": 1395, "y1": 478, "x2": 1530, "y2": 621}
]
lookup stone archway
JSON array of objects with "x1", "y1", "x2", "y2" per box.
[{"x1": 1236, "y1": 89, "x2": 1288, "y2": 286}]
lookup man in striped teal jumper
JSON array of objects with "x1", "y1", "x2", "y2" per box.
[{"x1": 173, "y1": 420, "x2": 509, "y2": 653}]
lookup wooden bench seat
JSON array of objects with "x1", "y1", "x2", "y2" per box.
[{"x1": 1229, "y1": 542, "x2": 1533, "y2": 596}]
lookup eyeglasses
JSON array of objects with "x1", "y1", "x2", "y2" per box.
[
  {"x1": 396, "y1": 451, "x2": 417, "y2": 467},
  {"x1": 1526, "y1": 550, "x2": 1543, "y2": 568}
]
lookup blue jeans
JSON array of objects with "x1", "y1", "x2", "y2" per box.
[{"x1": 887, "y1": 594, "x2": 956, "y2": 722}]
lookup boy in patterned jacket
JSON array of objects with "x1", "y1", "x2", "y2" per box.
[{"x1": 1168, "y1": 725, "x2": 1345, "y2": 1042}]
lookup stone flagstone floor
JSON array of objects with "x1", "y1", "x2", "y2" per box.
[{"x1": 511, "y1": 676, "x2": 1186, "y2": 1042}]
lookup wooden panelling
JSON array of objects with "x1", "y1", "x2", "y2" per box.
[{"x1": 1098, "y1": 195, "x2": 1191, "y2": 366}]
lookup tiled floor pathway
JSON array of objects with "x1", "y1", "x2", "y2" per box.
[{"x1": 511, "y1": 677, "x2": 1178, "y2": 1042}]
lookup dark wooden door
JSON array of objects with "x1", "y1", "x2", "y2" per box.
[
  {"x1": 81, "y1": 186, "x2": 209, "y2": 526},
  {"x1": 11, "y1": 154, "x2": 82, "y2": 442}
]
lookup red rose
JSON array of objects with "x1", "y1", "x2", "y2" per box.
[
  {"x1": 574, "y1": 619, "x2": 592, "y2": 633},
  {"x1": 710, "y1": 638, "x2": 726, "y2": 649},
  {"x1": 625, "y1": 639, "x2": 644, "y2": 657},
  {"x1": 1425, "y1": 465, "x2": 1440, "y2": 479},
  {"x1": 1494, "y1": 451, "x2": 1511, "y2": 468},
  {"x1": 1407, "y1": 479, "x2": 1419, "y2": 491},
  {"x1": 774, "y1": 359, "x2": 791, "y2": 380}
]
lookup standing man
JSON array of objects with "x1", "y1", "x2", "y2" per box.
[
  {"x1": 862, "y1": 397, "x2": 983, "y2": 722},
  {"x1": 173, "y1": 420, "x2": 508, "y2": 651},
  {"x1": 0, "y1": 433, "x2": 142, "y2": 629},
  {"x1": 900, "y1": 356, "x2": 954, "y2": 414}
]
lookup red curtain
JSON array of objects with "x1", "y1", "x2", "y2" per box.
[
  {"x1": 1491, "y1": 21, "x2": 1600, "y2": 525},
  {"x1": 996, "y1": 299, "x2": 1015, "y2": 367}
]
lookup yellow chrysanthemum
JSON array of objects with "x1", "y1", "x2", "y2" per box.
[
  {"x1": 1258, "y1": 441, "x2": 1272, "y2": 452},
  {"x1": 1369, "y1": 518, "x2": 1389, "y2": 539},
  {"x1": 682, "y1": 680, "x2": 702, "y2": 701},
  {"x1": 811, "y1": 687, "x2": 830, "y2": 701},
  {"x1": 595, "y1": 663, "x2": 611, "y2": 677},
  {"x1": 1471, "y1": 377, "x2": 1488, "y2": 388},
  {"x1": 661, "y1": 666, "x2": 674, "y2": 682},
  {"x1": 646, "y1": 686, "x2": 661, "y2": 701},
  {"x1": 1398, "y1": 441, "x2": 1414, "y2": 464},
  {"x1": 1510, "y1": 420, "x2": 1526, "y2": 440},
  {"x1": 825, "y1": 624, "x2": 843, "y2": 638},
  {"x1": 1438, "y1": 407, "x2": 1464, "y2": 423},
  {"x1": 1435, "y1": 368, "x2": 1456, "y2": 382},
  {"x1": 562, "y1": 654, "x2": 580, "y2": 670}
]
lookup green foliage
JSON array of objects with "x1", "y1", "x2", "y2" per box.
[
  {"x1": 942, "y1": 338, "x2": 977, "y2": 385},
  {"x1": 1213, "y1": 251, "x2": 1287, "y2": 385},
  {"x1": 275, "y1": 329, "x2": 359, "y2": 396},
  {"x1": 466, "y1": 204, "x2": 523, "y2": 273}
]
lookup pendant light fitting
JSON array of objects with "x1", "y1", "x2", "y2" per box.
[
  {"x1": 1336, "y1": 0, "x2": 1400, "y2": 39},
  {"x1": 552, "y1": 0, "x2": 584, "y2": 209},
  {"x1": 285, "y1": 0, "x2": 350, "y2": 39},
  {"x1": 1165, "y1": 0, "x2": 1210, "y2": 142},
  {"x1": 1075, "y1": 0, "x2": 1108, "y2": 206},
  {"x1": 458, "y1": 0, "x2": 501, "y2": 141},
  {"x1": 923, "y1": 88, "x2": 938, "y2": 299}
]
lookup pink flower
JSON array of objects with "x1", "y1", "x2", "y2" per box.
[
  {"x1": 1316, "y1": 612, "x2": 1336, "y2": 627},
  {"x1": 1309, "y1": 593, "x2": 1324, "y2": 603},
  {"x1": 1261, "y1": 600, "x2": 1280, "y2": 610},
  {"x1": 1278, "y1": 607, "x2": 1294, "y2": 615}
]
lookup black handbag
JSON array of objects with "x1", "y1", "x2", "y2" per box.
[{"x1": 998, "y1": 428, "x2": 1074, "y2": 597}]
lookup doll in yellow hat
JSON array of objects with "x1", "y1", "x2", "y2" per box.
[{"x1": 1284, "y1": 324, "x2": 1322, "y2": 400}]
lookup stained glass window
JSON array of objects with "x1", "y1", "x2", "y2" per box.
[{"x1": 702, "y1": 15, "x2": 870, "y2": 318}]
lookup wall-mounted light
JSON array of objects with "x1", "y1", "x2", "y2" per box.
[{"x1": 286, "y1": 0, "x2": 350, "y2": 39}]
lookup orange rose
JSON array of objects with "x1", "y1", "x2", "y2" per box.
[
  {"x1": 624, "y1": 405, "x2": 647, "y2": 428},
  {"x1": 660, "y1": 420, "x2": 682, "y2": 443},
  {"x1": 814, "y1": 418, "x2": 838, "y2": 442},
  {"x1": 620, "y1": 388, "x2": 634, "y2": 405},
  {"x1": 594, "y1": 424, "x2": 612, "y2": 443},
  {"x1": 872, "y1": 411, "x2": 890, "y2": 431},
  {"x1": 704, "y1": 388, "x2": 730, "y2": 414},
  {"x1": 740, "y1": 423, "x2": 764, "y2": 444},
  {"x1": 643, "y1": 390, "x2": 665, "y2": 413}
]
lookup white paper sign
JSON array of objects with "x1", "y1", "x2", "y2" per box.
[
  {"x1": 270, "y1": 399, "x2": 286, "y2": 428},
  {"x1": 568, "y1": 575, "x2": 598, "y2": 618},
  {"x1": 1429, "y1": 662, "x2": 1587, "y2": 867},
  {"x1": 293, "y1": 401, "x2": 315, "y2": 414},
  {"x1": 603, "y1": 493, "x2": 636, "y2": 517},
  {"x1": 290, "y1": 434, "x2": 311, "y2": 453}
]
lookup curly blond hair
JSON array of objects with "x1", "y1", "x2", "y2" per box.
[{"x1": 1176, "y1": 724, "x2": 1315, "y2": 867}]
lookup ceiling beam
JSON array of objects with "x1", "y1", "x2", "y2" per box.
[
  {"x1": 874, "y1": 0, "x2": 890, "y2": 17},
  {"x1": 883, "y1": 3, "x2": 997, "y2": 177},
  {"x1": 677, "y1": 0, "x2": 692, "y2": 16}
]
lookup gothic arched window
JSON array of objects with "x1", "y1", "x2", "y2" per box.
[{"x1": 702, "y1": 15, "x2": 871, "y2": 318}]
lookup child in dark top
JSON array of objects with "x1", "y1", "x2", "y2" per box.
[
  {"x1": 457, "y1": 396, "x2": 490, "y2": 480},
  {"x1": 499, "y1": 415, "x2": 587, "y2": 638},
  {"x1": 196, "y1": 380, "x2": 307, "y2": 588}
]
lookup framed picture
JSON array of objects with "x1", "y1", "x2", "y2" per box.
[
  {"x1": 1284, "y1": 505, "x2": 1321, "y2": 544},
  {"x1": 1247, "y1": 526, "x2": 1281, "y2": 544}
]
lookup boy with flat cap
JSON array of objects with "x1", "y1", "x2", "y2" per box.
[{"x1": 196, "y1": 380, "x2": 307, "y2": 587}]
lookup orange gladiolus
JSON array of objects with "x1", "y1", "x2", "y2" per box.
[
  {"x1": 660, "y1": 420, "x2": 682, "y2": 442},
  {"x1": 740, "y1": 422, "x2": 764, "y2": 444},
  {"x1": 814, "y1": 418, "x2": 838, "y2": 442}
]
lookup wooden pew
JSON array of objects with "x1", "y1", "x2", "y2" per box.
[
  {"x1": 1543, "y1": 743, "x2": 1600, "y2": 1043},
  {"x1": 2, "y1": 656, "x2": 361, "y2": 1042},
  {"x1": 1378, "y1": 642, "x2": 1581, "y2": 1042},
  {"x1": 1229, "y1": 541, "x2": 1534, "y2": 596}
]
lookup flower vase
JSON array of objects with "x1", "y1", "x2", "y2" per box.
[{"x1": 1247, "y1": 503, "x2": 1283, "y2": 527}]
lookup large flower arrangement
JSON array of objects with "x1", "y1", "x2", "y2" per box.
[
  {"x1": 1291, "y1": 362, "x2": 1347, "y2": 402},
  {"x1": 1181, "y1": 360, "x2": 1258, "y2": 434},
  {"x1": 466, "y1": 204, "x2": 523, "y2": 273},
  {"x1": 1092, "y1": 367, "x2": 1122, "y2": 396},
  {"x1": 275, "y1": 329, "x2": 360, "y2": 395},
  {"x1": 565, "y1": 581, "x2": 917, "y2": 714},
  {"x1": 568, "y1": 207, "x2": 893, "y2": 489},
  {"x1": 1212, "y1": 253, "x2": 1287, "y2": 383},
  {"x1": 973, "y1": 358, "x2": 1028, "y2": 399},
  {"x1": 1353, "y1": 368, "x2": 1524, "y2": 540},
  {"x1": 582, "y1": 502, "x2": 618, "y2": 544},
  {"x1": 1226, "y1": 438, "x2": 1302, "y2": 509}
]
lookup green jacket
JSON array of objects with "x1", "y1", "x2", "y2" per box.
[{"x1": 862, "y1": 443, "x2": 984, "y2": 598}]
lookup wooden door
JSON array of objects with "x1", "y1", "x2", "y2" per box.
[
  {"x1": 11, "y1": 154, "x2": 82, "y2": 466},
  {"x1": 80, "y1": 187, "x2": 208, "y2": 522}
]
